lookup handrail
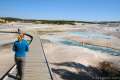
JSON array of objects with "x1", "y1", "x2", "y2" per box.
[
  {"x1": 39, "y1": 36, "x2": 54, "y2": 80},
  {"x1": 0, "y1": 64, "x2": 16, "y2": 80}
]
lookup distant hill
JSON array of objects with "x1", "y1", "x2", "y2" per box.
[{"x1": 0, "y1": 17, "x2": 120, "y2": 25}]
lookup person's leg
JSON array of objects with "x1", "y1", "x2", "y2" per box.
[
  {"x1": 22, "y1": 57, "x2": 26, "y2": 80},
  {"x1": 18, "y1": 60, "x2": 22, "y2": 80},
  {"x1": 15, "y1": 57, "x2": 21, "y2": 79},
  {"x1": 19, "y1": 57, "x2": 25, "y2": 80},
  {"x1": 15, "y1": 57, "x2": 25, "y2": 80}
]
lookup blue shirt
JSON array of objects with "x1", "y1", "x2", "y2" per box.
[{"x1": 13, "y1": 39, "x2": 29, "y2": 57}]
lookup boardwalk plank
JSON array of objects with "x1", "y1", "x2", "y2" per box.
[{"x1": 23, "y1": 34, "x2": 51, "y2": 80}]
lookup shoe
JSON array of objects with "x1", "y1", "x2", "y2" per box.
[{"x1": 16, "y1": 75, "x2": 21, "y2": 80}]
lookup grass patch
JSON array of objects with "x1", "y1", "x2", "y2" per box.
[{"x1": 33, "y1": 20, "x2": 76, "y2": 25}]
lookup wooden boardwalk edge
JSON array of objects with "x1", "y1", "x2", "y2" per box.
[{"x1": 23, "y1": 33, "x2": 52, "y2": 80}]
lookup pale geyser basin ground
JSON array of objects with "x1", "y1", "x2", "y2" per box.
[
  {"x1": 40, "y1": 32, "x2": 120, "y2": 80},
  {"x1": 0, "y1": 33, "x2": 16, "y2": 78},
  {"x1": 43, "y1": 42, "x2": 120, "y2": 66},
  {"x1": 40, "y1": 32, "x2": 120, "y2": 56},
  {"x1": 0, "y1": 23, "x2": 120, "y2": 79},
  {"x1": 0, "y1": 43, "x2": 14, "y2": 78},
  {"x1": 41, "y1": 33, "x2": 120, "y2": 65},
  {"x1": 42, "y1": 41, "x2": 120, "y2": 80}
]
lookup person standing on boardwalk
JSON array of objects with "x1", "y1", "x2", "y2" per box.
[{"x1": 13, "y1": 29, "x2": 33, "y2": 80}]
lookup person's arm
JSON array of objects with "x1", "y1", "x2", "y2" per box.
[
  {"x1": 25, "y1": 45, "x2": 29, "y2": 52},
  {"x1": 13, "y1": 42, "x2": 16, "y2": 51},
  {"x1": 17, "y1": 29, "x2": 33, "y2": 45},
  {"x1": 24, "y1": 33, "x2": 33, "y2": 45}
]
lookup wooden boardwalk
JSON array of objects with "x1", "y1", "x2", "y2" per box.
[{"x1": 23, "y1": 34, "x2": 52, "y2": 80}]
